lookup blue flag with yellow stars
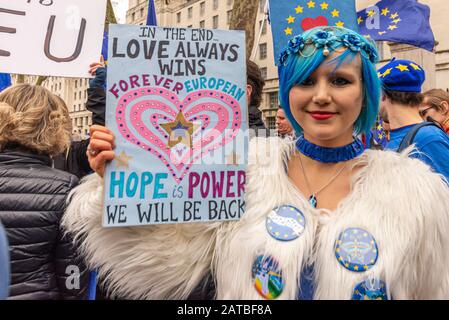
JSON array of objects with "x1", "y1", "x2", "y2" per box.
[
  {"x1": 0, "y1": 73, "x2": 11, "y2": 93},
  {"x1": 357, "y1": 0, "x2": 435, "y2": 52},
  {"x1": 268, "y1": 0, "x2": 358, "y2": 65}
]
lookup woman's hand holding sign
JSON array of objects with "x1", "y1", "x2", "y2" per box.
[{"x1": 87, "y1": 125, "x2": 116, "y2": 178}]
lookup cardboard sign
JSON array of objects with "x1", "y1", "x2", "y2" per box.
[
  {"x1": 103, "y1": 24, "x2": 248, "y2": 227},
  {"x1": 0, "y1": 0, "x2": 106, "y2": 78}
]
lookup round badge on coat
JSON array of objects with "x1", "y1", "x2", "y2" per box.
[
  {"x1": 252, "y1": 255, "x2": 284, "y2": 300},
  {"x1": 335, "y1": 228, "x2": 379, "y2": 272},
  {"x1": 352, "y1": 278, "x2": 388, "y2": 300},
  {"x1": 266, "y1": 205, "x2": 306, "y2": 241}
]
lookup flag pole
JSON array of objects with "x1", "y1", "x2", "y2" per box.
[{"x1": 250, "y1": 0, "x2": 268, "y2": 61}]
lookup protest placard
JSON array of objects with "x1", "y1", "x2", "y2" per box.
[
  {"x1": 104, "y1": 24, "x2": 248, "y2": 227},
  {"x1": 0, "y1": 0, "x2": 106, "y2": 78}
]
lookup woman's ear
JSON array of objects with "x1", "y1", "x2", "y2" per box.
[{"x1": 440, "y1": 101, "x2": 449, "y2": 115}]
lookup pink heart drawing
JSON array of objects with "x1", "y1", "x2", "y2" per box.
[
  {"x1": 301, "y1": 16, "x2": 329, "y2": 31},
  {"x1": 115, "y1": 87, "x2": 242, "y2": 184}
]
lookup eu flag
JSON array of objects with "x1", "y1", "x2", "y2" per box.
[
  {"x1": 357, "y1": 0, "x2": 435, "y2": 52},
  {"x1": 268, "y1": 0, "x2": 358, "y2": 64},
  {"x1": 0, "y1": 73, "x2": 11, "y2": 92}
]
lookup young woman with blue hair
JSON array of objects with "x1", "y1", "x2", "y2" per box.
[
  {"x1": 214, "y1": 26, "x2": 449, "y2": 300},
  {"x1": 65, "y1": 26, "x2": 449, "y2": 300}
]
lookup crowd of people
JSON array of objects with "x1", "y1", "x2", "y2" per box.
[{"x1": 1, "y1": 25, "x2": 449, "y2": 300}]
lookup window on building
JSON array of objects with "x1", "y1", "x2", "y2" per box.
[
  {"x1": 188, "y1": 7, "x2": 192, "y2": 19},
  {"x1": 200, "y1": 2, "x2": 205, "y2": 16},
  {"x1": 188, "y1": 25, "x2": 193, "y2": 28},
  {"x1": 132, "y1": 13, "x2": 135, "y2": 21},
  {"x1": 260, "y1": 67, "x2": 267, "y2": 80},
  {"x1": 74, "y1": 92, "x2": 76, "y2": 100},
  {"x1": 59, "y1": 83, "x2": 61, "y2": 90},
  {"x1": 375, "y1": 41, "x2": 384, "y2": 61},
  {"x1": 213, "y1": 0, "x2": 219, "y2": 10},
  {"x1": 259, "y1": 20, "x2": 267, "y2": 35},
  {"x1": 75, "y1": 80, "x2": 78, "y2": 88},
  {"x1": 266, "y1": 116, "x2": 276, "y2": 130},
  {"x1": 227, "y1": 10, "x2": 232, "y2": 25},
  {"x1": 213, "y1": 15, "x2": 219, "y2": 29},
  {"x1": 140, "y1": 8, "x2": 144, "y2": 17},
  {"x1": 177, "y1": 12, "x2": 181, "y2": 23},
  {"x1": 268, "y1": 91, "x2": 278, "y2": 109},
  {"x1": 227, "y1": 0, "x2": 233, "y2": 6},
  {"x1": 259, "y1": 43, "x2": 267, "y2": 60},
  {"x1": 200, "y1": 20, "x2": 205, "y2": 28}
]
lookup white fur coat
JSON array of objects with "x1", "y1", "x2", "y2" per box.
[
  {"x1": 63, "y1": 137, "x2": 449, "y2": 300},
  {"x1": 214, "y1": 137, "x2": 449, "y2": 300}
]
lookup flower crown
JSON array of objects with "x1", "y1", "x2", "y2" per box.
[{"x1": 278, "y1": 30, "x2": 379, "y2": 66}]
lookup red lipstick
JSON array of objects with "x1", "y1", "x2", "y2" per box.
[{"x1": 309, "y1": 111, "x2": 336, "y2": 120}]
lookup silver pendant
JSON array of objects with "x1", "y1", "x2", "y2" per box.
[{"x1": 309, "y1": 195, "x2": 317, "y2": 208}]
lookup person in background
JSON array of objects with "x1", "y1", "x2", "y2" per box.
[
  {"x1": 0, "y1": 85, "x2": 87, "y2": 299},
  {"x1": 276, "y1": 106, "x2": 295, "y2": 138},
  {"x1": 379, "y1": 59, "x2": 449, "y2": 181},
  {"x1": 420, "y1": 89, "x2": 449, "y2": 133},
  {"x1": 0, "y1": 222, "x2": 9, "y2": 299},
  {"x1": 247, "y1": 60, "x2": 268, "y2": 135}
]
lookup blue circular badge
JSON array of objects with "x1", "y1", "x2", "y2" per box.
[
  {"x1": 252, "y1": 255, "x2": 284, "y2": 300},
  {"x1": 335, "y1": 228, "x2": 378, "y2": 272},
  {"x1": 266, "y1": 205, "x2": 306, "y2": 241},
  {"x1": 352, "y1": 278, "x2": 388, "y2": 300}
]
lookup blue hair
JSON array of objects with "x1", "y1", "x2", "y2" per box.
[{"x1": 278, "y1": 27, "x2": 381, "y2": 136}]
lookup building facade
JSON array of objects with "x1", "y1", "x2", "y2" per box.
[{"x1": 128, "y1": 0, "x2": 449, "y2": 129}]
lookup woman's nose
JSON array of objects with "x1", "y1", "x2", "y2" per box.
[{"x1": 312, "y1": 81, "x2": 332, "y2": 105}]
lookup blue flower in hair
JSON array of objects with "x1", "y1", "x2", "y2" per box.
[
  {"x1": 312, "y1": 31, "x2": 337, "y2": 48},
  {"x1": 362, "y1": 43, "x2": 379, "y2": 63},
  {"x1": 341, "y1": 34, "x2": 363, "y2": 52},
  {"x1": 287, "y1": 35, "x2": 305, "y2": 54},
  {"x1": 278, "y1": 50, "x2": 289, "y2": 65}
]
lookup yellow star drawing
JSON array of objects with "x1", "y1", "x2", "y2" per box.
[
  {"x1": 388, "y1": 24, "x2": 398, "y2": 31},
  {"x1": 367, "y1": 10, "x2": 376, "y2": 17},
  {"x1": 286, "y1": 15, "x2": 295, "y2": 24},
  {"x1": 393, "y1": 18, "x2": 401, "y2": 24},
  {"x1": 357, "y1": 16, "x2": 364, "y2": 25},
  {"x1": 377, "y1": 72, "x2": 382, "y2": 78},
  {"x1": 307, "y1": 0, "x2": 315, "y2": 9},
  {"x1": 335, "y1": 21, "x2": 344, "y2": 27},
  {"x1": 116, "y1": 151, "x2": 133, "y2": 168},
  {"x1": 226, "y1": 152, "x2": 240, "y2": 166},
  {"x1": 320, "y1": 2, "x2": 329, "y2": 10},
  {"x1": 354, "y1": 265, "x2": 359, "y2": 271},
  {"x1": 378, "y1": 31, "x2": 387, "y2": 36},
  {"x1": 390, "y1": 12, "x2": 399, "y2": 19},
  {"x1": 160, "y1": 112, "x2": 194, "y2": 149},
  {"x1": 331, "y1": 9, "x2": 339, "y2": 17},
  {"x1": 378, "y1": 133, "x2": 383, "y2": 139},
  {"x1": 295, "y1": 5, "x2": 304, "y2": 14},
  {"x1": 381, "y1": 8, "x2": 390, "y2": 16},
  {"x1": 410, "y1": 63, "x2": 421, "y2": 70},
  {"x1": 284, "y1": 27, "x2": 293, "y2": 35}
]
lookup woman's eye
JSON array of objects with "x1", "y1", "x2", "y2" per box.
[
  {"x1": 301, "y1": 78, "x2": 314, "y2": 86},
  {"x1": 331, "y1": 77, "x2": 351, "y2": 86}
]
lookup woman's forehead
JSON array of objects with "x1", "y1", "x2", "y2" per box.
[{"x1": 314, "y1": 51, "x2": 362, "y2": 75}]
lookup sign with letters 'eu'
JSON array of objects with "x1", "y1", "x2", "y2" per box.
[
  {"x1": 0, "y1": 0, "x2": 106, "y2": 78},
  {"x1": 104, "y1": 24, "x2": 248, "y2": 227}
]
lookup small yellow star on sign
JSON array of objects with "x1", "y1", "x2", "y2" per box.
[
  {"x1": 116, "y1": 151, "x2": 133, "y2": 168},
  {"x1": 378, "y1": 31, "x2": 387, "y2": 36},
  {"x1": 388, "y1": 24, "x2": 398, "y2": 31},
  {"x1": 286, "y1": 15, "x2": 295, "y2": 24},
  {"x1": 284, "y1": 27, "x2": 293, "y2": 35},
  {"x1": 367, "y1": 10, "x2": 376, "y2": 17},
  {"x1": 320, "y1": 2, "x2": 329, "y2": 10},
  {"x1": 381, "y1": 8, "x2": 390, "y2": 16},
  {"x1": 393, "y1": 18, "x2": 401, "y2": 24},
  {"x1": 307, "y1": 0, "x2": 315, "y2": 8},
  {"x1": 382, "y1": 68, "x2": 392, "y2": 77},
  {"x1": 331, "y1": 9, "x2": 339, "y2": 17},
  {"x1": 390, "y1": 12, "x2": 399, "y2": 19},
  {"x1": 295, "y1": 5, "x2": 304, "y2": 14},
  {"x1": 357, "y1": 16, "x2": 363, "y2": 25},
  {"x1": 335, "y1": 21, "x2": 344, "y2": 27},
  {"x1": 161, "y1": 112, "x2": 194, "y2": 149}
]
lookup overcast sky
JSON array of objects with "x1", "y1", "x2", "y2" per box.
[{"x1": 112, "y1": 0, "x2": 129, "y2": 23}]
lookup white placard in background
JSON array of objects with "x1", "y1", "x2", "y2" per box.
[{"x1": 0, "y1": 0, "x2": 107, "y2": 78}]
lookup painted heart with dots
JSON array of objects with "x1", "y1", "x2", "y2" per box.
[{"x1": 116, "y1": 87, "x2": 242, "y2": 184}]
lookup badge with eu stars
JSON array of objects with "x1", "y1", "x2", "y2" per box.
[
  {"x1": 266, "y1": 205, "x2": 306, "y2": 241},
  {"x1": 335, "y1": 228, "x2": 379, "y2": 272},
  {"x1": 252, "y1": 255, "x2": 285, "y2": 300},
  {"x1": 352, "y1": 278, "x2": 388, "y2": 300}
]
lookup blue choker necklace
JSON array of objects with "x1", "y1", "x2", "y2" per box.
[{"x1": 295, "y1": 136, "x2": 365, "y2": 163}]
